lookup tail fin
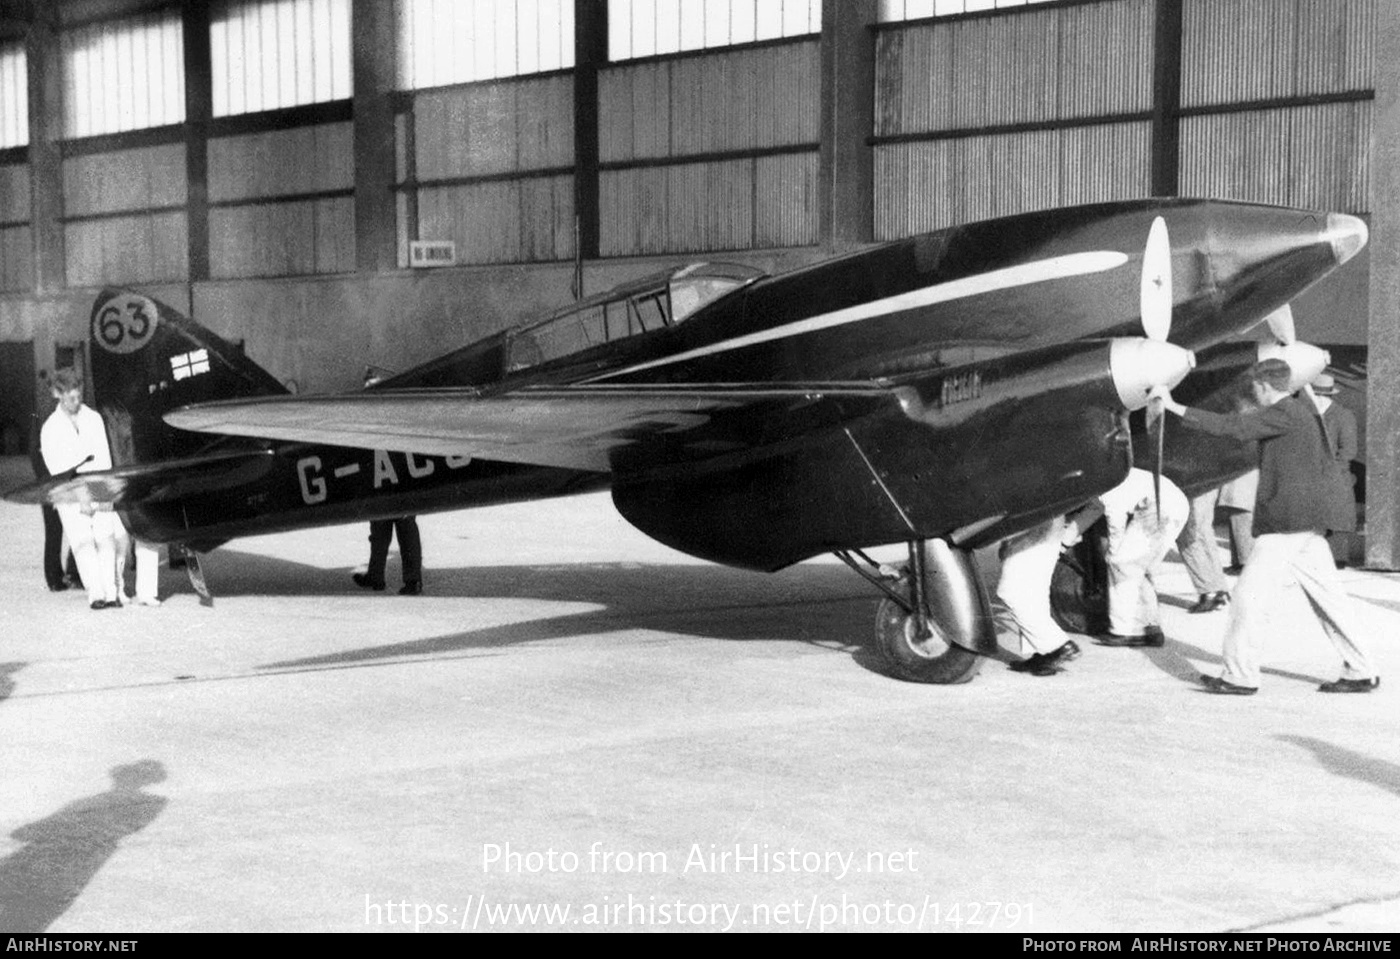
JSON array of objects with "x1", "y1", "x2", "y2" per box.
[{"x1": 89, "y1": 289, "x2": 288, "y2": 466}]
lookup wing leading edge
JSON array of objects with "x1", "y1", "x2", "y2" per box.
[{"x1": 164, "y1": 383, "x2": 900, "y2": 473}]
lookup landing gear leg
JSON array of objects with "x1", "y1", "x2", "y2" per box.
[
  {"x1": 837, "y1": 539, "x2": 990, "y2": 684},
  {"x1": 184, "y1": 551, "x2": 213, "y2": 607}
]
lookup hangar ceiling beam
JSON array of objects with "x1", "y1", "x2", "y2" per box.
[
  {"x1": 574, "y1": 0, "x2": 606, "y2": 263},
  {"x1": 1149, "y1": 0, "x2": 1183, "y2": 197},
  {"x1": 182, "y1": 0, "x2": 211, "y2": 282},
  {"x1": 25, "y1": 0, "x2": 62, "y2": 293},
  {"x1": 818, "y1": 0, "x2": 875, "y2": 251},
  {"x1": 1366, "y1": 0, "x2": 1400, "y2": 571},
  {"x1": 353, "y1": 0, "x2": 397, "y2": 273}
]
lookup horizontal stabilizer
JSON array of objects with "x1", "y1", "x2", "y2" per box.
[
  {"x1": 165, "y1": 383, "x2": 897, "y2": 472},
  {"x1": 4, "y1": 449, "x2": 275, "y2": 508}
]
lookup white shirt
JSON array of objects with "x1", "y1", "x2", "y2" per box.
[{"x1": 41, "y1": 404, "x2": 113, "y2": 476}]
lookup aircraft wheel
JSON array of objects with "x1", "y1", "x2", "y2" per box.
[
  {"x1": 874, "y1": 596, "x2": 982, "y2": 684},
  {"x1": 1049, "y1": 525, "x2": 1109, "y2": 636}
]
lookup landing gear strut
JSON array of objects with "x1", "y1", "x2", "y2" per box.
[{"x1": 835, "y1": 538, "x2": 994, "y2": 684}]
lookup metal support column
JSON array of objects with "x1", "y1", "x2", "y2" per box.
[{"x1": 1365, "y1": 0, "x2": 1400, "y2": 570}]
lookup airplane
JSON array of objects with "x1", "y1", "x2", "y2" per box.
[{"x1": 6, "y1": 197, "x2": 1363, "y2": 684}]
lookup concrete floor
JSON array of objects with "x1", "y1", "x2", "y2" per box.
[{"x1": 1, "y1": 454, "x2": 1398, "y2": 934}]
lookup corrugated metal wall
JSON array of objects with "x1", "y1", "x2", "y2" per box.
[
  {"x1": 211, "y1": 0, "x2": 353, "y2": 117},
  {"x1": 0, "y1": 163, "x2": 31, "y2": 292},
  {"x1": 1179, "y1": 0, "x2": 1374, "y2": 212},
  {"x1": 1182, "y1": 0, "x2": 1373, "y2": 107},
  {"x1": 407, "y1": 72, "x2": 576, "y2": 264},
  {"x1": 415, "y1": 74, "x2": 574, "y2": 178},
  {"x1": 61, "y1": 9, "x2": 185, "y2": 139},
  {"x1": 597, "y1": 39, "x2": 819, "y2": 255},
  {"x1": 63, "y1": 143, "x2": 189, "y2": 286},
  {"x1": 876, "y1": 123, "x2": 1150, "y2": 235},
  {"x1": 873, "y1": 0, "x2": 1153, "y2": 239},
  {"x1": 208, "y1": 121, "x2": 355, "y2": 278}
]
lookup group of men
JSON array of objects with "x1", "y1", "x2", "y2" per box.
[
  {"x1": 36, "y1": 367, "x2": 427, "y2": 609},
  {"x1": 996, "y1": 360, "x2": 1376, "y2": 696}
]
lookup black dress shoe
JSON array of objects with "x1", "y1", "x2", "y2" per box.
[
  {"x1": 48, "y1": 581, "x2": 71, "y2": 592},
  {"x1": 1318, "y1": 676, "x2": 1379, "y2": 693},
  {"x1": 398, "y1": 581, "x2": 423, "y2": 596},
  {"x1": 1199, "y1": 674, "x2": 1258, "y2": 696},
  {"x1": 352, "y1": 573, "x2": 386, "y2": 591},
  {"x1": 1009, "y1": 640, "x2": 1081, "y2": 676},
  {"x1": 1188, "y1": 591, "x2": 1230, "y2": 614},
  {"x1": 90, "y1": 599, "x2": 116, "y2": 611},
  {"x1": 1097, "y1": 632, "x2": 1165, "y2": 648}
]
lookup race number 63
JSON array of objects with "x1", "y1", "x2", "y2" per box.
[{"x1": 93, "y1": 294, "x2": 159, "y2": 354}]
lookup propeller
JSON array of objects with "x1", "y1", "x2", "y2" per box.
[
  {"x1": 1107, "y1": 216, "x2": 1193, "y2": 519},
  {"x1": 1141, "y1": 216, "x2": 1174, "y2": 520},
  {"x1": 1258, "y1": 302, "x2": 1331, "y2": 397}
]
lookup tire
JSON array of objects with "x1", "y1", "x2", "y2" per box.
[
  {"x1": 1049, "y1": 528, "x2": 1109, "y2": 636},
  {"x1": 874, "y1": 596, "x2": 983, "y2": 684}
]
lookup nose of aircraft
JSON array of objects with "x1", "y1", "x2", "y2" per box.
[{"x1": 1325, "y1": 212, "x2": 1368, "y2": 266}]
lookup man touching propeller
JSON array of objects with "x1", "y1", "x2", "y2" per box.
[{"x1": 1152, "y1": 360, "x2": 1378, "y2": 695}]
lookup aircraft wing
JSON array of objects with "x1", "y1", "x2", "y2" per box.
[
  {"x1": 164, "y1": 383, "x2": 899, "y2": 473},
  {"x1": 4, "y1": 449, "x2": 275, "y2": 508}
]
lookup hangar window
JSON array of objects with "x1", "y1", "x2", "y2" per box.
[
  {"x1": 396, "y1": 0, "x2": 576, "y2": 89},
  {"x1": 0, "y1": 42, "x2": 25, "y2": 148},
  {"x1": 608, "y1": 0, "x2": 821, "y2": 61},
  {"x1": 878, "y1": 0, "x2": 1056, "y2": 20},
  {"x1": 211, "y1": 0, "x2": 353, "y2": 117},
  {"x1": 62, "y1": 10, "x2": 185, "y2": 138}
]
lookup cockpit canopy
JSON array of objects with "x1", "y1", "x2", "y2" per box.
[{"x1": 507, "y1": 262, "x2": 765, "y2": 372}]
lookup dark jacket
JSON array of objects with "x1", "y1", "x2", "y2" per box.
[
  {"x1": 1321, "y1": 401, "x2": 1359, "y2": 464},
  {"x1": 1182, "y1": 395, "x2": 1352, "y2": 535}
]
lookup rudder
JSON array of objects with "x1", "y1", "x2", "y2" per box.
[{"x1": 88, "y1": 289, "x2": 287, "y2": 466}]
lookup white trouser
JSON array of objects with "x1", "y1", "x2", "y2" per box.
[
  {"x1": 115, "y1": 533, "x2": 161, "y2": 603},
  {"x1": 54, "y1": 504, "x2": 122, "y2": 603},
  {"x1": 1107, "y1": 513, "x2": 1185, "y2": 635},
  {"x1": 995, "y1": 516, "x2": 1069, "y2": 655},
  {"x1": 1220, "y1": 531, "x2": 1374, "y2": 687}
]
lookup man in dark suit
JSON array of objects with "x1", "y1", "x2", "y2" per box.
[{"x1": 1156, "y1": 359, "x2": 1377, "y2": 695}]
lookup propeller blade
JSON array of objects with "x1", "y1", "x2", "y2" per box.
[
  {"x1": 1140, "y1": 216, "x2": 1173, "y2": 342},
  {"x1": 1147, "y1": 397, "x2": 1166, "y2": 522},
  {"x1": 1264, "y1": 304, "x2": 1296, "y2": 345}
]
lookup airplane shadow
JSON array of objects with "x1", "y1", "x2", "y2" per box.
[
  {"x1": 257, "y1": 558, "x2": 880, "y2": 671},
  {"x1": 1276, "y1": 735, "x2": 1400, "y2": 802},
  {"x1": 0, "y1": 662, "x2": 22, "y2": 703},
  {"x1": 0, "y1": 760, "x2": 168, "y2": 933}
]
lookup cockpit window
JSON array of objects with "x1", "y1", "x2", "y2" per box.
[{"x1": 505, "y1": 262, "x2": 764, "y2": 373}]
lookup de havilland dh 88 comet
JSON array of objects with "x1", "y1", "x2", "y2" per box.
[{"x1": 6, "y1": 198, "x2": 1364, "y2": 684}]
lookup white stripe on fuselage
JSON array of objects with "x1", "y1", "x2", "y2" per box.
[{"x1": 591, "y1": 250, "x2": 1130, "y2": 381}]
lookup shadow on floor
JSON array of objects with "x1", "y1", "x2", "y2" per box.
[
  {"x1": 0, "y1": 662, "x2": 22, "y2": 703},
  {"x1": 1277, "y1": 735, "x2": 1400, "y2": 801},
  {"x1": 0, "y1": 760, "x2": 168, "y2": 932}
]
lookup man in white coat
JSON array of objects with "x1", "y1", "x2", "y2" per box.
[{"x1": 40, "y1": 369, "x2": 123, "y2": 610}]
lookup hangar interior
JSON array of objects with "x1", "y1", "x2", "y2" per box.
[{"x1": 0, "y1": 0, "x2": 1396, "y2": 566}]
